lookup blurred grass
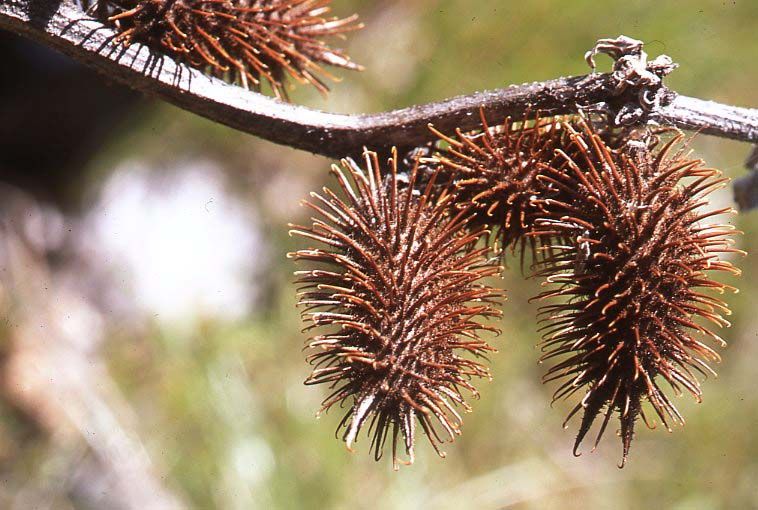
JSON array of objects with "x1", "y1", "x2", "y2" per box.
[{"x1": 47, "y1": 0, "x2": 758, "y2": 508}]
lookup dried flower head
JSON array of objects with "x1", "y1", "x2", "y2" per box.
[
  {"x1": 429, "y1": 113, "x2": 574, "y2": 264},
  {"x1": 531, "y1": 120, "x2": 742, "y2": 466},
  {"x1": 289, "y1": 150, "x2": 504, "y2": 467},
  {"x1": 104, "y1": 0, "x2": 363, "y2": 99}
]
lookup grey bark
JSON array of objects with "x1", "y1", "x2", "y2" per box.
[{"x1": 1, "y1": 0, "x2": 756, "y2": 159}]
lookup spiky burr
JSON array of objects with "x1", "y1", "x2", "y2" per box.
[
  {"x1": 289, "y1": 150, "x2": 504, "y2": 468},
  {"x1": 104, "y1": 0, "x2": 362, "y2": 99},
  {"x1": 531, "y1": 119, "x2": 742, "y2": 466},
  {"x1": 429, "y1": 113, "x2": 575, "y2": 265}
]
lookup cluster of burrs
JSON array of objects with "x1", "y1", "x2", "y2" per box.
[
  {"x1": 290, "y1": 114, "x2": 743, "y2": 469},
  {"x1": 100, "y1": 0, "x2": 362, "y2": 99},
  {"x1": 80, "y1": 0, "x2": 745, "y2": 470}
]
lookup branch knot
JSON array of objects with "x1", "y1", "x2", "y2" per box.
[{"x1": 585, "y1": 35, "x2": 678, "y2": 125}]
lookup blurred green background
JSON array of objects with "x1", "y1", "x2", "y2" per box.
[{"x1": 1, "y1": 1, "x2": 757, "y2": 509}]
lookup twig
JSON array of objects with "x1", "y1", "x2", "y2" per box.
[
  {"x1": 1, "y1": 0, "x2": 756, "y2": 159},
  {"x1": 733, "y1": 145, "x2": 758, "y2": 211}
]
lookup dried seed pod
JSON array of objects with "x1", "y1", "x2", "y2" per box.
[
  {"x1": 429, "y1": 113, "x2": 574, "y2": 264},
  {"x1": 104, "y1": 0, "x2": 363, "y2": 99},
  {"x1": 531, "y1": 120, "x2": 742, "y2": 466},
  {"x1": 289, "y1": 150, "x2": 504, "y2": 467}
]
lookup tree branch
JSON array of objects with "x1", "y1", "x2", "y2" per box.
[{"x1": 1, "y1": 0, "x2": 757, "y2": 159}]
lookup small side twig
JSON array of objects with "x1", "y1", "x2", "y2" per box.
[{"x1": 733, "y1": 145, "x2": 758, "y2": 211}]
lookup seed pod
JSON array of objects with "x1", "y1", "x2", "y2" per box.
[
  {"x1": 429, "y1": 113, "x2": 574, "y2": 265},
  {"x1": 289, "y1": 150, "x2": 503, "y2": 468},
  {"x1": 531, "y1": 120, "x2": 742, "y2": 466},
  {"x1": 104, "y1": 0, "x2": 363, "y2": 99}
]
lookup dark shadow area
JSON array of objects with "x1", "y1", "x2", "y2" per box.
[
  {"x1": 0, "y1": 30, "x2": 142, "y2": 211},
  {"x1": 24, "y1": 0, "x2": 63, "y2": 30}
]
